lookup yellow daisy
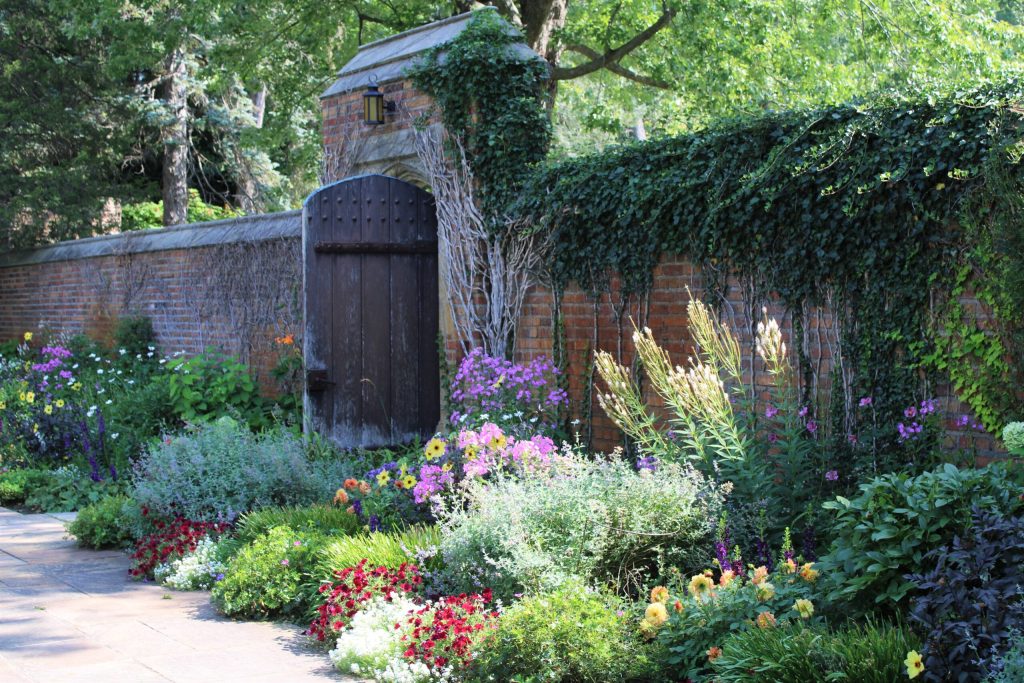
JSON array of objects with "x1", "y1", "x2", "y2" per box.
[
  {"x1": 905, "y1": 650, "x2": 924, "y2": 679},
  {"x1": 464, "y1": 445, "x2": 479, "y2": 461},
  {"x1": 24, "y1": 392, "x2": 34, "y2": 404},
  {"x1": 375, "y1": 470, "x2": 391, "y2": 487},
  {"x1": 488, "y1": 433, "x2": 508, "y2": 451},
  {"x1": 402, "y1": 474, "x2": 416, "y2": 489},
  {"x1": 44, "y1": 404, "x2": 53, "y2": 415},
  {"x1": 55, "y1": 399, "x2": 64, "y2": 408},
  {"x1": 424, "y1": 437, "x2": 446, "y2": 461}
]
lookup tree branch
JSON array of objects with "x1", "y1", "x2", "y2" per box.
[
  {"x1": 550, "y1": 5, "x2": 677, "y2": 81},
  {"x1": 564, "y1": 43, "x2": 673, "y2": 88}
]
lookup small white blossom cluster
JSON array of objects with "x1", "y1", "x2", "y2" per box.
[
  {"x1": 329, "y1": 596, "x2": 417, "y2": 677},
  {"x1": 153, "y1": 537, "x2": 226, "y2": 590}
]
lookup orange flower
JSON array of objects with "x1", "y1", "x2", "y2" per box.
[
  {"x1": 275, "y1": 334, "x2": 295, "y2": 346},
  {"x1": 672, "y1": 599, "x2": 684, "y2": 613},
  {"x1": 333, "y1": 489, "x2": 349, "y2": 505},
  {"x1": 650, "y1": 586, "x2": 670, "y2": 604},
  {"x1": 357, "y1": 481, "x2": 371, "y2": 495},
  {"x1": 345, "y1": 505, "x2": 356, "y2": 515},
  {"x1": 799, "y1": 563, "x2": 819, "y2": 583},
  {"x1": 719, "y1": 569, "x2": 736, "y2": 587},
  {"x1": 343, "y1": 478, "x2": 358, "y2": 490},
  {"x1": 751, "y1": 566, "x2": 769, "y2": 586},
  {"x1": 707, "y1": 646, "x2": 723, "y2": 662},
  {"x1": 755, "y1": 612, "x2": 777, "y2": 629}
]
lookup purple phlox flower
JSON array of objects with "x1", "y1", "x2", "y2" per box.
[
  {"x1": 766, "y1": 432, "x2": 779, "y2": 443},
  {"x1": 765, "y1": 404, "x2": 779, "y2": 419},
  {"x1": 798, "y1": 406, "x2": 809, "y2": 418},
  {"x1": 293, "y1": 540, "x2": 302, "y2": 547},
  {"x1": 280, "y1": 559, "x2": 289, "y2": 566},
  {"x1": 919, "y1": 398, "x2": 938, "y2": 415},
  {"x1": 806, "y1": 419, "x2": 817, "y2": 434},
  {"x1": 846, "y1": 433, "x2": 858, "y2": 445},
  {"x1": 858, "y1": 396, "x2": 873, "y2": 407},
  {"x1": 957, "y1": 415, "x2": 970, "y2": 428},
  {"x1": 904, "y1": 406, "x2": 917, "y2": 418},
  {"x1": 825, "y1": 469, "x2": 839, "y2": 482}
]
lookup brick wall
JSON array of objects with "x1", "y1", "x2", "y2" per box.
[{"x1": 0, "y1": 212, "x2": 302, "y2": 385}]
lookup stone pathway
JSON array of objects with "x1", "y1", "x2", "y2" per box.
[{"x1": 0, "y1": 507, "x2": 348, "y2": 682}]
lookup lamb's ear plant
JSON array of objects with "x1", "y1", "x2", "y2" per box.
[{"x1": 1003, "y1": 422, "x2": 1024, "y2": 455}]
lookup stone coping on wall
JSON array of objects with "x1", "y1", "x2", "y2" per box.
[{"x1": 0, "y1": 210, "x2": 301, "y2": 269}]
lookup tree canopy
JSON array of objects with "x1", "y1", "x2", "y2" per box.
[{"x1": 1, "y1": 0, "x2": 1021, "y2": 246}]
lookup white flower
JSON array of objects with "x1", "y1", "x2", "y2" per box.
[
  {"x1": 147, "y1": 346, "x2": 155, "y2": 351},
  {"x1": 147, "y1": 352, "x2": 154, "y2": 357},
  {"x1": 136, "y1": 354, "x2": 142, "y2": 360},
  {"x1": 329, "y1": 596, "x2": 417, "y2": 676},
  {"x1": 159, "y1": 359, "x2": 167, "y2": 364},
  {"x1": 110, "y1": 433, "x2": 119, "y2": 440},
  {"x1": 72, "y1": 363, "x2": 79, "y2": 369},
  {"x1": 97, "y1": 369, "x2": 104, "y2": 375},
  {"x1": 105, "y1": 400, "x2": 112, "y2": 405},
  {"x1": 87, "y1": 406, "x2": 97, "y2": 417},
  {"x1": 127, "y1": 380, "x2": 135, "y2": 385},
  {"x1": 118, "y1": 348, "x2": 126, "y2": 355}
]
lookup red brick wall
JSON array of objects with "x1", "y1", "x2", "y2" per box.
[
  {"x1": 322, "y1": 79, "x2": 438, "y2": 161},
  {"x1": 0, "y1": 240, "x2": 301, "y2": 385}
]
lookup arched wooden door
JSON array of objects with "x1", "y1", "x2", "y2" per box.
[{"x1": 303, "y1": 175, "x2": 440, "y2": 448}]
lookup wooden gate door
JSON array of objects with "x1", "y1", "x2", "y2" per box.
[{"x1": 303, "y1": 175, "x2": 440, "y2": 448}]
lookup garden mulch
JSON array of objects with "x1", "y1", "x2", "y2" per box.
[{"x1": 0, "y1": 507, "x2": 355, "y2": 683}]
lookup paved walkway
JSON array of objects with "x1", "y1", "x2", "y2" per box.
[{"x1": 0, "y1": 507, "x2": 349, "y2": 682}]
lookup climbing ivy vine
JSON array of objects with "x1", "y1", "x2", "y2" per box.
[
  {"x1": 515, "y1": 80, "x2": 1024, "y2": 438},
  {"x1": 407, "y1": 10, "x2": 551, "y2": 220}
]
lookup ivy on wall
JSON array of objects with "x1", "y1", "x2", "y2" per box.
[
  {"x1": 407, "y1": 10, "x2": 551, "y2": 221},
  {"x1": 515, "y1": 81, "x2": 1024, "y2": 438}
]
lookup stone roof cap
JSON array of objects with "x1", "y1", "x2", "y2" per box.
[{"x1": 321, "y1": 7, "x2": 543, "y2": 99}]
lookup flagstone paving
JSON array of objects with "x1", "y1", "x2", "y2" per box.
[{"x1": 0, "y1": 507, "x2": 349, "y2": 682}]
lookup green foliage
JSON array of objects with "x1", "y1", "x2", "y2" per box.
[
  {"x1": 710, "y1": 619, "x2": 920, "y2": 683},
  {"x1": 120, "y1": 190, "x2": 244, "y2": 230},
  {"x1": 435, "y1": 455, "x2": 721, "y2": 601},
  {"x1": 1004, "y1": 422, "x2": 1024, "y2": 455},
  {"x1": 520, "y1": 81, "x2": 1024, "y2": 450},
  {"x1": 819, "y1": 463, "x2": 1024, "y2": 611},
  {"x1": 112, "y1": 316, "x2": 157, "y2": 359},
  {"x1": 234, "y1": 504, "x2": 362, "y2": 547},
  {"x1": 655, "y1": 564, "x2": 827, "y2": 679},
  {"x1": 212, "y1": 525, "x2": 325, "y2": 619},
  {"x1": 130, "y1": 418, "x2": 345, "y2": 523},
  {"x1": 164, "y1": 350, "x2": 265, "y2": 426},
  {"x1": 469, "y1": 582, "x2": 656, "y2": 683},
  {"x1": 67, "y1": 494, "x2": 135, "y2": 549},
  {"x1": 21, "y1": 466, "x2": 123, "y2": 513},
  {"x1": 0, "y1": 468, "x2": 37, "y2": 505},
  {"x1": 314, "y1": 525, "x2": 442, "y2": 584},
  {"x1": 408, "y1": 9, "x2": 550, "y2": 219},
  {"x1": 989, "y1": 632, "x2": 1024, "y2": 683}
]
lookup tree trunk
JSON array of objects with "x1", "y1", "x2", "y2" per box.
[
  {"x1": 161, "y1": 48, "x2": 189, "y2": 226},
  {"x1": 234, "y1": 84, "x2": 267, "y2": 214},
  {"x1": 514, "y1": 0, "x2": 568, "y2": 109}
]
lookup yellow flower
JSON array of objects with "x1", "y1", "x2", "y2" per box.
[
  {"x1": 638, "y1": 619, "x2": 657, "y2": 640},
  {"x1": 755, "y1": 612, "x2": 777, "y2": 629},
  {"x1": 491, "y1": 373, "x2": 505, "y2": 388},
  {"x1": 23, "y1": 332, "x2": 32, "y2": 341},
  {"x1": 72, "y1": 382, "x2": 82, "y2": 391},
  {"x1": 333, "y1": 489, "x2": 349, "y2": 505},
  {"x1": 644, "y1": 602, "x2": 669, "y2": 627},
  {"x1": 24, "y1": 392, "x2": 34, "y2": 404},
  {"x1": 782, "y1": 558, "x2": 797, "y2": 574},
  {"x1": 32, "y1": 423, "x2": 39, "y2": 433},
  {"x1": 799, "y1": 563, "x2": 819, "y2": 583},
  {"x1": 755, "y1": 582, "x2": 775, "y2": 602},
  {"x1": 0, "y1": 401, "x2": 5, "y2": 410},
  {"x1": 650, "y1": 586, "x2": 670, "y2": 604},
  {"x1": 441, "y1": 462, "x2": 453, "y2": 472},
  {"x1": 905, "y1": 650, "x2": 925, "y2": 679},
  {"x1": 402, "y1": 474, "x2": 416, "y2": 489},
  {"x1": 376, "y1": 470, "x2": 391, "y2": 487},
  {"x1": 751, "y1": 566, "x2": 769, "y2": 585},
  {"x1": 424, "y1": 437, "x2": 446, "y2": 461},
  {"x1": 464, "y1": 445, "x2": 479, "y2": 460},
  {"x1": 44, "y1": 404, "x2": 53, "y2": 415},
  {"x1": 688, "y1": 573, "x2": 715, "y2": 599},
  {"x1": 793, "y1": 598, "x2": 814, "y2": 619},
  {"x1": 488, "y1": 433, "x2": 508, "y2": 451},
  {"x1": 55, "y1": 399, "x2": 64, "y2": 408}
]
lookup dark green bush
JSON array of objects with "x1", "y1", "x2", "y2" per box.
[
  {"x1": 819, "y1": 463, "x2": 1024, "y2": 611},
  {"x1": 711, "y1": 619, "x2": 920, "y2": 683},
  {"x1": 468, "y1": 582, "x2": 657, "y2": 682},
  {"x1": 165, "y1": 350, "x2": 267, "y2": 427},
  {"x1": 22, "y1": 467, "x2": 122, "y2": 512},
  {"x1": 67, "y1": 494, "x2": 134, "y2": 549},
  {"x1": 212, "y1": 525, "x2": 326, "y2": 620},
  {"x1": 112, "y1": 316, "x2": 157, "y2": 359}
]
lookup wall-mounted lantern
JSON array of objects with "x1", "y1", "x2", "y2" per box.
[{"x1": 363, "y1": 80, "x2": 395, "y2": 125}]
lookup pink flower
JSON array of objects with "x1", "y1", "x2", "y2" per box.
[
  {"x1": 281, "y1": 559, "x2": 290, "y2": 566},
  {"x1": 806, "y1": 420, "x2": 817, "y2": 434},
  {"x1": 765, "y1": 404, "x2": 779, "y2": 419},
  {"x1": 858, "y1": 397, "x2": 872, "y2": 407},
  {"x1": 825, "y1": 470, "x2": 839, "y2": 481}
]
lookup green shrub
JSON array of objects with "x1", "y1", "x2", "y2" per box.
[
  {"x1": 314, "y1": 525, "x2": 442, "y2": 584},
  {"x1": 435, "y1": 456, "x2": 721, "y2": 600},
  {"x1": 67, "y1": 494, "x2": 134, "y2": 549},
  {"x1": 469, "y1": 582, "x2": 656, "y2": 682},
  {"x1": 234, "y1": 504, "x2": 362, "y2": 547},
  {"x1": 112, "y1": 316, "x2": 157, "y2": 360},
  {"x1": 131, "y1": 419, "x2": 345, "y2": 523},
  {"x1": 711, "y1": 619, "x2": 920, "y2": 683},
  {"x1": 22, "y1": 466, "x2": 123, "y2": 512},
  {"x1": 820, "y1": 463, "x2": 1024, "y2": 611},
  {"x1": 165, "y1": 350, "x2": 266, "y2": 427},
  {"x1": 0, "y1": 467, "x2": 37, "y2": 505},
  {"x1": 212, "y1": 525, "x2": 325, "y2": 619},
  {"x1": 989, "y1": 631, "x2": 1024, "y2": 683}
]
